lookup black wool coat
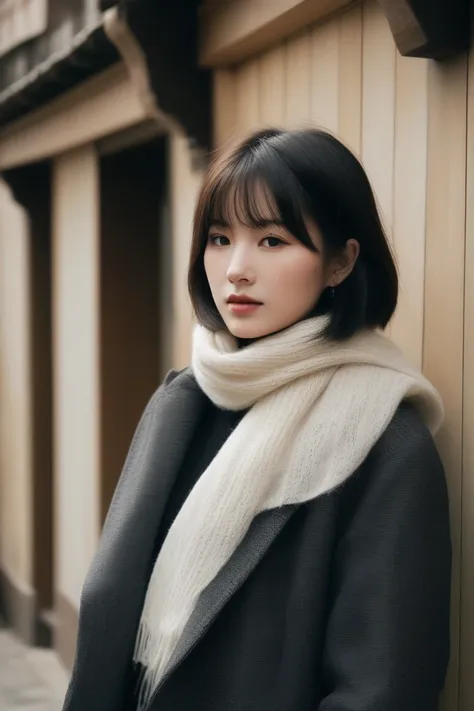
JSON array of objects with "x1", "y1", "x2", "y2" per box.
[{"x1": 62, "y1": 368, "x2": 451, "y2": 711}]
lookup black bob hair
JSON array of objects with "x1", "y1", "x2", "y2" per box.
[{"x1": 188, "y1": 127, "x2": 398, "y2": 341}]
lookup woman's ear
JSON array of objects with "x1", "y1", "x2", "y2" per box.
[{"x1": 328, "y1": 239, "x2": 360, "y2": 287}]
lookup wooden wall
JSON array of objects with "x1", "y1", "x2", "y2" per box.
[
  {"x1": 0, "y1": 180, "x2": 34, "y2": 600},
  {"x1": 52, "y1": 145, "x2": 101, "y2": 613},
  {"x1": 212, "y1": 2, "x2": 472, "y2": 709}
]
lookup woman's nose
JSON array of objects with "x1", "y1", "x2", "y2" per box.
[{"x1": 226, "y1": 249, "x2": 256, "y2": 285}]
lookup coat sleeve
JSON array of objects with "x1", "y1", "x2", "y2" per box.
[{"x1": 318, "y1": 410, "x2": 451, "y2": 711}]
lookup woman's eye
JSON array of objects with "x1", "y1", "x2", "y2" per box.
[
  {"x1": 262, "y1": 236, "x2": 286, "y2": 248},
  {"x1": 209, "y1": 234, "x2": 230, "y2": 246}
]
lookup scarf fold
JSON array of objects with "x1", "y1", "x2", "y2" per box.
[{"x1": 134, "y1": 316, "x2": 443, "y2": 706}]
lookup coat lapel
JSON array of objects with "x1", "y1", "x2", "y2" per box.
[{"x1": 148, "y1": 504, "x2": 298, "y2": 705}]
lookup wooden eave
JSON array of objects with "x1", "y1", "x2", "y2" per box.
[{"x1": 199, "y1": 0, "x2": 470, "y2": 67}]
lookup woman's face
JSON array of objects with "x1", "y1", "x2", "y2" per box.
[{"x1": 204, "y1": 213, "x2": 334, "y2": 340}]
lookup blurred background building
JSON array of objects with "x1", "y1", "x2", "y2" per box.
[{"x1": 0, "y1": 0, "x2": 472, "y2": 709}]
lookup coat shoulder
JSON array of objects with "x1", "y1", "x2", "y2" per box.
[
  {"x1": 371, "y1": 401, "x2": 442, "y2": 476},
  {"x1": 163, "y1": 367, "x2": 184, "y2": 387},
  {"x1": 163, "y1": 366, "x2": 196, "y2": 388},
  {"x1": 132, "y1": 367, "x2": 196, "y2": 433},
  {"x1": 338, "y1": 401, "x2": 446, "y2": 517}
]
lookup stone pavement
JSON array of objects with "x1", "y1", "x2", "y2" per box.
[{"x1": 0, "y1": 626, "x2": 68, "y2": 711}]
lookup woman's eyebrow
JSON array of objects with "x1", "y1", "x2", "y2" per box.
[{"x1": 209, "y1": 221, "x2": 230, "y2": 229}]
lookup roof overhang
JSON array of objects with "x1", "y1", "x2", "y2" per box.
[
  {"x1": 0, "y1": 22, "x2": 119, "y2": 131},
  {"x1": 0, "y1": 0, "x2": 210, "y2": 150},
  {"x1": 103, "y1": 0, "x2": 211, "y2": 148},
  {"x1": 0, "y1": 64, "x2": 151, "y2": 171},
  {"x1": 199, "y1": 0, "x2": 469, "y2": 67}
]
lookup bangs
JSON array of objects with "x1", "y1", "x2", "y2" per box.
[{"x1": 205, "y1": 146, "x2": 316, "y2": 250}]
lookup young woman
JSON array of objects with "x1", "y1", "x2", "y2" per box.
[{"x1": 63, "y1": 128, "x2": 451, "y2": 711}]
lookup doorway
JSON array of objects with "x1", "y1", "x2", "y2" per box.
[{"x1": 99, "y1": 133, "x2": 168, "y2": 523}]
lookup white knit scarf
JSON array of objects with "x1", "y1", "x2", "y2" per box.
[{"x1": 134, "y1": 316, "x2": 443, "y2": 706}]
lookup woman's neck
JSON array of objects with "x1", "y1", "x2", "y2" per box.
[{"x1": 237, "y1": 338, "x2": 256, "y2": 349}]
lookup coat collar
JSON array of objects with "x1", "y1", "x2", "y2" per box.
[{"x1": 71, "y1": 368, "x2": 296, "y2": 711}]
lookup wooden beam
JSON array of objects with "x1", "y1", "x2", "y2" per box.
[
  {"x1": 0, "y1": 64, "x2": 149, "y2": 171},
  {"x1": 122, "y1": 0, "x2": 212, "y2": 148},
  {"x1": 199, "y1": 0, "x2": 355, "y2": 67},
  {"x1": 377, "y1": 0, "x2": 469, "y2": 59}
]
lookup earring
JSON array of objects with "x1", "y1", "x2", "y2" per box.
[{"x1": 330, "y1": 286, "x2": 335, "y2": 299}]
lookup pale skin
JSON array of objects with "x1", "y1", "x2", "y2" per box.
[{"x1": 204, "y1": 214, "x2": 360, "y2": 341}]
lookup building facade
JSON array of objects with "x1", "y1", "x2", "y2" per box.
[
  {"x1": 0, "y1": 0, "x2": 210, "y2": 668},
  {"x1": 0, "y1": 1, "x2": 473, "y2": 710}
]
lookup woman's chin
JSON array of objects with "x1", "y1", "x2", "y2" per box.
[{"x1": 224, "y1": 315, "x2": 286, "y2": 341}]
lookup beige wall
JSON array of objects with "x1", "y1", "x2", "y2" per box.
[
  {"x1": 169, "y1": 132, "x2": 206, "y2": 368},
  {"x1": 211, "y1": 2, "x2": 471, "y2": 709},
  {"x1": 423, "y1": 56, "x2": 467, "y2": 711},
  {"x1": 52, "y1": 145, "x2": 101, "y2": 610},
  {"x1": 0, "y1": 180, "x2": 33, "y2": 593}
]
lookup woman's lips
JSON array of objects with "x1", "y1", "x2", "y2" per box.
[{"x1": 227, "y1": 302, "x2": 262, "y2": 315}]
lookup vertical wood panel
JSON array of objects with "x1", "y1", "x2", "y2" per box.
[
  {"x1": 0, "y1": 182, "x2": 33, "y2": 590},
  {"x1": 236, "y1": 59, "x2": 261, "y2": 137},
  {"x1": 53, "y1": 145, "x2": 101, "y2": 609},
  {"x1": 285, "y1": 31, "x2": 312, "y2": 127},
  {"x1": 361, "y1": 0, "x2": 396, "y2": 239},
  {"x1": 259, "y1": 44, "x2": 286, "y2": 127},
  {"x1": 424, "y1": 56, "x2": 468, "y2": 711},
  {"x1": 170, "y1": 132, "x2": 206, "y2": 369},
  {"x1": 213, "y1": 69, "x2": 237, "y2": 149},
  {"x1": 311, "y1": 20, "x2": 339, "y2": 131},
  {"x1": 338, "y1": 5, "x2": 362, "y2": 154},
  {"x1": 460, "y1": 42, "x2": 474, "y2": 711},
  {"x1": 390, "y1": 55, "x2": 429, "y2": 369}
]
